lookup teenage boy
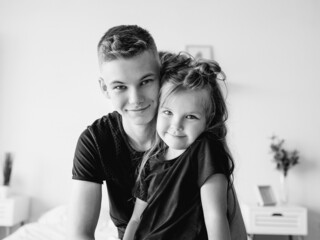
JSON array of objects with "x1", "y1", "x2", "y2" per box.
[{"x1": 68, "y1": 25, "x2": 161, "y2": 240}]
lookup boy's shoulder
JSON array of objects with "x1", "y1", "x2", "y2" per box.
[
  {"x1": 80, "y1": 111, "x2": 122, "y2": 147},
  {"x1": 89, "y1": 111, "x2": 120, "y2": 129},
  {"x1": 86, "y1": 111, "x2": 121, "y2": 136}
]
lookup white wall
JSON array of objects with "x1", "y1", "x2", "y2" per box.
[{"x1": 1, "y1": 0, "x2": 319, "y2": 239}]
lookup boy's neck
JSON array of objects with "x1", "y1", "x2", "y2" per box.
[{"x1": 123, "y1": 119, "x2": 155, "y2": 152}]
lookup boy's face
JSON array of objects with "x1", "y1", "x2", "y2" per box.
[
  {"x1": 156, "y1": 84, "x2": 208, "y2": 151},
  {"x1": 99, "y1": 51, "x2": 160, "y2": 126}
]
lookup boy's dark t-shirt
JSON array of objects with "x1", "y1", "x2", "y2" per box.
[
  {"x1": 134, "y1": 134, "x2": 247, "y2": 240},
  {"x1": 72, "y1": 111, "x2": 143, "y2": 238}
]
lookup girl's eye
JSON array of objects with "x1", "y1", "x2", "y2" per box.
[
  {"x1": 163, "y1": 110, "x2": 172, "y2": 115},
  {"x1": 186, "y1": 115, "x2": 199, "y2": 120}
]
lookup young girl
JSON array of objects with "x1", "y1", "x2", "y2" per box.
[{"x1": 123, "y1": 52, "x2": 247, "y2": 240}]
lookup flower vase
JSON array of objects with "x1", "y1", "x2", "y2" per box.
[{"x1": 279, "y1": 173, "x2": 288, "y2": 205}]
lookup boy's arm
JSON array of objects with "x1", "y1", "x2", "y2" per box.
[
  {"x1": 68, "y1": 180, "x2": 102, "y2": 240},
  {"x1": 200, "y1": 174, "x2": 231, "y2": 240},
  {"x1": 123, "y1": 198, "x2": 148, "y2": 240}
]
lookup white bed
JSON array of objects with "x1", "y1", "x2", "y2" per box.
[
  {"x1": 4, "y1": 204, "x2": 119, "y2": 240},
  {"x1": 4, "y1": 203, "x2": 250, "y2": 240}
]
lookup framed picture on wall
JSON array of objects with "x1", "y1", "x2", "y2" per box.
[
  {"x1": 186, "y1": 45, "x2": 213, "y2": 60},
  {"x1": 255, "y1": 185, "x2": 277, "y2": 206}
]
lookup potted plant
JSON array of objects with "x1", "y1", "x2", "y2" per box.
[
  {"x1": 0, "y1": 153, "x2": 13, "y2": 198},
  {"x1": 270, "y1": 135, "x2": 299, "y2": 204}
]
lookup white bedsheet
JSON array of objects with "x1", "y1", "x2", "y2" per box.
[{"x1": 4, "y1": 205, "x2": 119, "y2": 240}]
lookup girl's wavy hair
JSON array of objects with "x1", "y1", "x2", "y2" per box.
[{"x1": 136, "y1": 52, "x2": 234, "y2": 187}]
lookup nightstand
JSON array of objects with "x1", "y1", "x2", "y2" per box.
[
  {"x1": 0, "y1": 196, "x2": 30, "y2": 236},
  {"x1": 242, "y1": 204, "x2": 307, "y2": 240}
]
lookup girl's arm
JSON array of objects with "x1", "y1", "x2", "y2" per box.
[
  {"x1": 200, "y1": 173, "x2": 231, "y2": 240},
  {"x1": 123, "y1": 198, "x2": 148, "y2": 240}
]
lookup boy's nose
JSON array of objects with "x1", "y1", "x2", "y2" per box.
[{"x1": 128, "y1": 89, "x2": 144, "y2": 105}]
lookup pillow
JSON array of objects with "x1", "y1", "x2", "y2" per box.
[
  {"x1": 37, "y1": 204, "x2": 114, "y2": 229},
  {"x1": 38, "y1": 205, "x2": 67, "y2": 225}
]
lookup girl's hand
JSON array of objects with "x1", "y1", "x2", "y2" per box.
[{"x1": 123, "y1": 198, "x2": 148, "y2": 240}]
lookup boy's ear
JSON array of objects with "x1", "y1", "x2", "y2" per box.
[{"x1": 99, "y1": 77, "x2": 110, "y2": 99}]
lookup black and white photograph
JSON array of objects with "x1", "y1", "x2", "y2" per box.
[{"x1": 0, "y1": 1, "x2": 319, "y2": 240}]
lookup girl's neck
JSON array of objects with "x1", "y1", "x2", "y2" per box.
[
  {"x1": 123, "y1": 119, "x2": 156, "y2": 152},
  {"x1": 164, "y1": 148, "x2": 186, "y2": 160}
]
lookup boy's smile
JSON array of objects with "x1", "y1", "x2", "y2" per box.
[{"x1": 127, "y1": 104, "x2": 151, "y2": 112}]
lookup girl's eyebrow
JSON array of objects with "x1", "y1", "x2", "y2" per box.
[
  {"x1": 189, "y1": 112, "x2": 203, "y2": 116},
  {"x1": 159, "y1": 106, "x2": 170, "y2": 110}
]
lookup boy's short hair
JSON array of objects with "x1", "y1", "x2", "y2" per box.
[{"x1": 97, "y1": 25, "x2": 159, "y2": 65}]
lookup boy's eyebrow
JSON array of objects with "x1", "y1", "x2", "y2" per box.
[
  {"x1": 109, "y1": 73, "x2": 157, "y2": 85},
  {"x1": 109, "y1": 80, "x2": 124, "y2": 85},
  {"x1": 141, "y1": 73, "x2": 157, "y2": 79}
]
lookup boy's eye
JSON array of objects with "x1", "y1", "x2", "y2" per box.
[
  {"x1": 141, "y1": 79, "x2": 153, "y2": 86},
  {"x1": 186, "y1": 115, "x2": 199, "y2": 120},
  {"x1": 113, "y1": 85, "x2": 126, "y2": 90}
]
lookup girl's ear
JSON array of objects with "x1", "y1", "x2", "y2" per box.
[{"x1": 99, "y1": 77, "x2": 110, "y2": 99}]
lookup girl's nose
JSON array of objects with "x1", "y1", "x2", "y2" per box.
[{"x1": 170, "y1": 117, "x2": 184, "y2": 131}]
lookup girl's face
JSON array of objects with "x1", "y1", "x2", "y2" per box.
[{"x1": 156, "y1": 85, "x2": 208, "y2": 151}]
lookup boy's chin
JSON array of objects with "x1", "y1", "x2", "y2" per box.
[{"x1": 124, "y1": 114, "x2": 155, "y2": 126}]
